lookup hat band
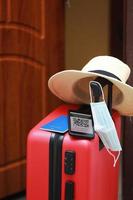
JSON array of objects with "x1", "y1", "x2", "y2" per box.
[{"x1": 89, "y1": 70, "x2": 121, "y2": 81}]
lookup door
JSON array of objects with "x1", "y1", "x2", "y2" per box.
[
  {"x1": 0, "y1": 0, "x2": 64, "y2": 198},
  {"x1": 123, "y1": 0, "x2": 133, "y2": 199},
  {"x1": 111, "y1": 0, "x2": 133, "y2": 199}
]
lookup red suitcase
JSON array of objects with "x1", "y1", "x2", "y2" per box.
[{"x1": 27, "y1": 104, "x2": 121, "y2": 200}]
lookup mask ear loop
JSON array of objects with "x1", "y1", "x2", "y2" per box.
[
  {"x1": 106, "y1": 148, "x2": 121, "y2": 167},
  {"x1": 89, "y1": 81, "x2": 105, "y2": 102},
  {"x1": 89, "y1": 81, "x2": 93, "y2": 103}
]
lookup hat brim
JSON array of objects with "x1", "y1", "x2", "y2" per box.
[{"x1": 48, "y1": 70, "x2": 133, "y2": 116}]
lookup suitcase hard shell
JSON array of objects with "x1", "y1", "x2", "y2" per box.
[{"x1": 27, "y1": 104, "x2": 121, "y2": 200}]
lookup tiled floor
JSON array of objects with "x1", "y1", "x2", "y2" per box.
[
  {"x1": 7, "y1": 192, "x2": 122, "y2": 200},
  {"x1": 14, "y1": 197, "x2": 25, "y2": 200},
  {"x1": 4, "y1": 192, "x2": 26, "y2": 200}
]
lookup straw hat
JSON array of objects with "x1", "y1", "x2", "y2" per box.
[{"x1": 48, "y1": 56, "x2": 133, "y2": 116}]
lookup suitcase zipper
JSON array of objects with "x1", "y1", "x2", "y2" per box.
[{"x1": 49, "y1": 133, "x2": 64, "y2": 200}]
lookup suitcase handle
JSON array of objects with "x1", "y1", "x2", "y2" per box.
[
  {"x1": 89, "y1": 81, "x2": 104, "y2": 103},
  {"x1": 94, "y1": 77, "x2": 113, "y2": 115},
  {"x1": 90, "y1": 77, "x2": 113, "y2": 150}
]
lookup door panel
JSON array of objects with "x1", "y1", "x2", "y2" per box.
[
  {"x1": 10, "y1": 0, "x2": 45, "y2": 38},
  {"x1": 0, "y1": 160, "x2": 26, "y2": 198},
  {"x1": 0, "y1": 61, "x2": 45, "y2": 166},
  {"x1": 0, "y1": 0, "x2": 64, "y2": 198},
  {"x1": 0, "y1": 30, "x2": 46, "y2": 65},
  {"x1": 0, "y1": 1, "x2": 6, "y2": 21}
]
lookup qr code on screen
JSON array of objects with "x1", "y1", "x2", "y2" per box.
[{"x1": 72, "y1": 117, "x2": 89, "y2": 128}]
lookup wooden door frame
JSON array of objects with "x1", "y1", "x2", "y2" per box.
[{"x1": 123, "y1": 0, "x2": 133, "y2": 199}]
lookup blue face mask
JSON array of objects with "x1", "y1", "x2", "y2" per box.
[{"x1": 89, "y1": 81, "x2": 122, "y2": 167}]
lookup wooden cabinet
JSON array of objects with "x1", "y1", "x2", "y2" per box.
[{"x1": 0, "y1": 0, "x2": 64, "y2": 198}]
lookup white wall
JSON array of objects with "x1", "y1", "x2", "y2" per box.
[{"x1": 65, "y1": 0, "x2": 110, "y2": 69}]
